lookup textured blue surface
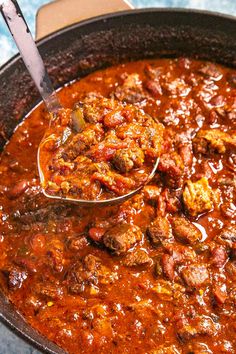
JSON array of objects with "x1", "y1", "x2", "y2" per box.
[{"x1": 0, "y1": 0, "x2": 236, "y2": 353}]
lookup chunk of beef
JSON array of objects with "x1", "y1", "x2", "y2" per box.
[
  {"x1": 35, "y1": 282, "x2": 63, "y2": 300},
  {"x1": 103, "y1": 223, "x2": 142, "y2": 255},
  {"x1": 147, "y1": 216, "x2": 173, "y2": 246},
  {"x1": 123, "y1": 249, "x2": 152, "y2": 267},
  {"x1": 142, "y1": 185, "x2": 161, "y2": 201},
  {"x1": 215, "y1": 225, "x2": 236, "y2": 249},
  {"x1": 171, "y1": 216, "x2": 202, "y2": 245},
  {"x1": 113, "y1": 73, "x2": 146, "y2": 103},
  {"x1": 158, "y1": 152, "x2": 184, "y2": 188},
  {"x1": 193, "y1": 129, "x2": 236, "y2": 155},
  {"x1": 165, "y1": 244, "x2": 197, "y2": 264},
  {"x1": 176, "y1": 315, "x2": 217, "y2": 343},
  {"x1": 112, "y1": 147, "x2": 144, "y2": 173},
  {"x1": 162, "y1": 254, "x2": 175, "y2": 281},
  {"x1": 183, "y1": 178, "x2": 214, "y2": 216},
  {"x1": 211, "y1": 245, "x2": 228, "y2": 268},
  {"x1": 66, "y1": 254, "x2": 117, "y2": 295},
  {"x1": 198, "y1": 63, "x2": 222, "y2": 79},
  {"x1": 2, "y1": 266, "x2": 28, "y2": 290},
  {"x1": 181, "y1": 265, "x2": 209, "y2": 289}
]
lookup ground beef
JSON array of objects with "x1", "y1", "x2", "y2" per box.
[{"x1": 112, "y1": 147, "x2": 144, "y2": 173}]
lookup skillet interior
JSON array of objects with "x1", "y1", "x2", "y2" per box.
[{"x1": 0, "y1": 8, "x2": 236, "y2": 354}]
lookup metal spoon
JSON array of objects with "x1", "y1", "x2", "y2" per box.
[{"x1": 1, "y1": 0, "x2": 160, "y2": 206}]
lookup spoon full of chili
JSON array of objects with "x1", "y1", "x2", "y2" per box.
[{"x1": 0, "y1": 0, "x2": 163, "y2": 206}]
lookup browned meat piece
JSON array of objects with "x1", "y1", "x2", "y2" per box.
[
  {"x1": 171, "y1": 216, "x2": 202, "y2": 245},
  {"x1": 193, "y1": 129, "x2": 236, "y2": 155},
  {"x1": 123, "y1": 249, "x2": 152, "y2": 267},
  {"x1": 61, "y1": 125, "x2": 104, "y2": 161},
  {"x1": 162, "y1": 254, "x2": 175, "y2": 281},
  {"x1": 66, "y1": 254, "x2": 117, "y2": 295},
  {"x1": 69, "y1": 236, "x2": 89, "y2": 251},
  {"x1": 142, "y1": 185, "x2": 161, "y2": 201},
  {"x1": 158, "y1": 152, "x2": 184, "y2": 188},
  {"x1": 2, "y1": 266, "x2": 27, "y2": 290},
  {"x1": 198, "y1": 63, "x2": 222, "y2": 79},
  {"x1": 147, "y1": 216, "x2": 173, "y2": 246},
  {"x1": 211, "y1": 245, "x2": 228, "y2": 268},
  {"x1": 113, "y1": 73, "x2": 146, "y2": 103},
  {"x1": 176, "y1": 315, "x2": 217, "y2": 343},
  {"x1": 162, "y1": 78, "x2": 189, "y2": 96},
  {"x1": 165, "y1": 244, "x2": 197, "y2": 264},
  {"x1": 112, "y1": 147, "x2": 144, "y2": 173},
  {"x1": 183, "y1": 178, "x2": 215, "y2": 216},
  {"x1": 103, "y1": 223, "x2": 142, "y2": 255},
  {"x1": 75, "y1": 95, "x2": 118, "y2": 124},
  {"x1": 181, "y1": 265, "x2": 209, "y2": 289},
  {"x1": 215, "y1": 225, "x2": 236, "y2": 249},
  {"x1": 35, "y1": 282, "x2": 63, "y2": 300}
]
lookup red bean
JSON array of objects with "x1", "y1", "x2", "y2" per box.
[{"x1": 88, "y1": 227, "x2": 106, "y2": 242}]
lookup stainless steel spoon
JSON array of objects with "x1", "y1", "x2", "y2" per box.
[{"x1": 0, "y1": 0, "x2": 160, "y2": 206}]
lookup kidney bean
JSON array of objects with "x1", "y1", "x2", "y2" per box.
[{"x1": 88, "y1": 227, "x2": 106, "y2": 242}]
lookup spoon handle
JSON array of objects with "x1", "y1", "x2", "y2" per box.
[{"x1": 0, "y1": 0, "x2": 61, "y2": 112}]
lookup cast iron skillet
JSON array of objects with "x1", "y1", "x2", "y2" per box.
[{"x1": 0, "y1": 8, "x2": 236, "y2": 354}]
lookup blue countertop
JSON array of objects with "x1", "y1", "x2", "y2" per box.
[{"x1": 0, "y1": 0, "x2": 236, "y2": 353}]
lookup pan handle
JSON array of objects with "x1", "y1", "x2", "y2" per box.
[{"x1": 36, "y1": 0, "x2": 134, "y2": 39}]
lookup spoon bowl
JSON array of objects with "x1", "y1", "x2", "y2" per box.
[{"x1": 1, "y1": 0, "x2": 160, "y2": 206}]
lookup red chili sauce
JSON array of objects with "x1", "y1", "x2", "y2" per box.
[{"x1": 0, "y1": 58, "x2": 235, "y2": 354}]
